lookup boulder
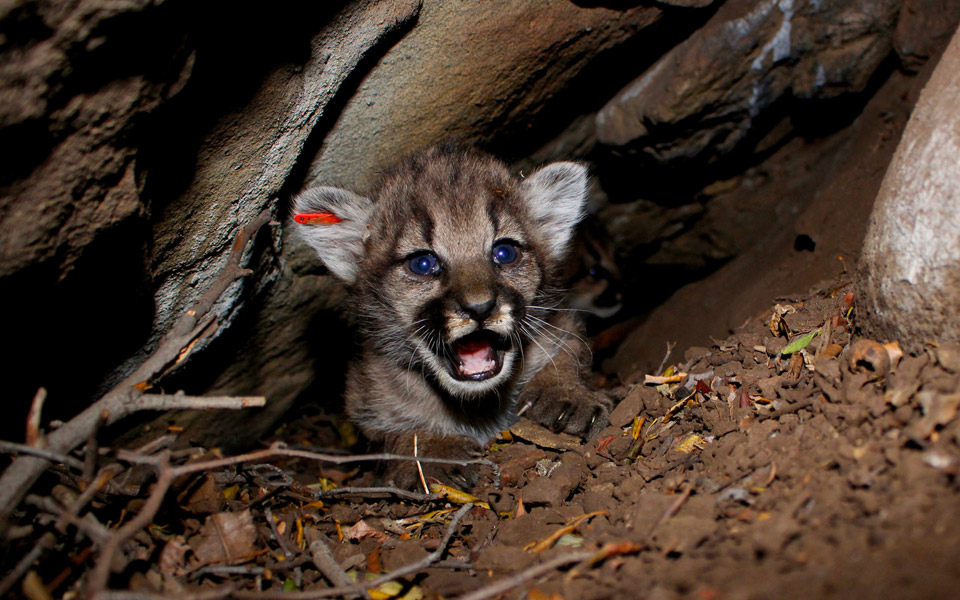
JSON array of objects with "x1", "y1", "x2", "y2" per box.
[
  {"x1": 0, "y1": 0, "x2": 422, "y2": 432},
  {"x1": 857, "y1": 25, "x2": 960, "y2": 353},
  {"x1": 305, "y1": 1, "x2": 667, "y2": 191},
  {"x1": 595, "y1": 0, "x2": 900, "y2": 172}
]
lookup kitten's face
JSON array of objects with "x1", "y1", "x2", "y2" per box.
[{"x1": 294, "y1": 146, "x2": 587, "y2": 399}]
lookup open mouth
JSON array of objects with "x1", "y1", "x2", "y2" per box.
[{"x1": 445, "y1": 330, "x2": 509, "y2": 382}]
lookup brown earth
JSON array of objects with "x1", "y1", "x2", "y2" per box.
[{"x1": 6, "y1": 279, "x2": 960, "y2": 600}]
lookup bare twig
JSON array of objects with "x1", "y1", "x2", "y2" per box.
[
  {"x1": 414, "y1": 433, "x2": 429, "y2": 494},
  {"x1": 308, "y1": 535, "x2": 366, "y2": 599},
  {"x1": 115, "y1": 442, "x2": 497, "y2": 483},
  {"x1": 75, "y1": 442, "x2": 486, "y2": 598},
  {"x1": 82, "y1": 411, "x2": 108, "y2": 483},
  {"x1": 455, "y1": 550, "x2": 595, "y2": 600},
  {"x1": 26, "y1": 494, "x2": 112, "y2": 544},
  {"x1": 639, "y1": 453, "x2": 698, "y2": 483},
  {"x1": 656, "y1": 342, "x2": 677, "y2": 376},
  {"x1": 86, "y1": 455, "x2": 176, "y2": 600},
  {"x1": 73, "y1": 464, "x2": 124, "y2": 514},
  {"x1": 192, "y1": 565, "x2": 266, "y2": 578},
  {"x1": 230, "y1": 504, "x2": 474, "y2": 600},
  {"x1": 0, "y1": 532, "x2": 54, "y2": 596},
  {"x1": 137, "y1": 394, "x2": 267, "y2": 411},
  {"x1": 0, "y1": 210, "x2": 274, "y2": 530},
  {"x1": 647, "y1": 484, "x2": 693, "y2": 535},
  {"x1": 99, "y1": 590, "x2": 236, "y2": 600},
  {"x1": 312, "y1": 486, "x2": 439, "y2": 503},
  {"x1": 26, "y1": 387, "x2": 47, "y2": 446},
  {"x1": 0, "y1": 440, "x2": 84, "y2": 470},
  {"x1": 264, "y1": 507, "x2": 298, "y2": 558}
]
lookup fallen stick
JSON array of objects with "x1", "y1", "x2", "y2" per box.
[
  {"x1": 308, "y1": 536, "x2": 363, "y2": 597},
  {"x1": 226, "y1": 503, "x2": 475, "y2": 600},
  {"x1": 0, "y1": 210, "x2": 273, "y2": 531},
  {"x1": 455, "y1": 551, "x2": 595, "y2": 600}
]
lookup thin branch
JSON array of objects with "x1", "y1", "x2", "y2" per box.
[
  {"x1": 192, "y1": 565, "x2": 266, "y2": 578},
  {"x1": 115, "y1": 442, "x2": 497, "y2": 484},
  {"x1": 455, "y1": 551, "x2": 595, "y2": 600},
  {"x1": 99, "y1": 590, "x2": 236, "y2": 600},
  {"x1": 264, "y1": 507, "x2": 298, "y2": 558},
  {"x1": 25, "y1": 494, "x2": 112, "y2": 544},
  {"x1": 312, "y1": 486, "x2": 440, "y2": 503},
  {"x1": 86, "y1": 455, "x2": 176, "y2": 600},
  {"x1": 0, "y1": 440, "x2": 84, "y2": 470},
  {"x1": 26, "y1": 387, "x2": 47, "y2": 446},
  {"x1": 0, "y1": 532, "x2": 55, "y2": 597},
  {"x1": 82, "y1": 411, "x2": 108, "y2": 483},
  {"x1": 656, "y1": 342, "x2": 677, "y2": 377},
  {"x1": 73, "y1": 464, "x2": 124, "y2": 514},
  {"x1": 647, "y1": 483, "x2": 693, "y2": 535},
  {"x1": 308, "y1": 536, "x2": 365, "y2": 599},
  {"x1": 231, "y1": 504, "x2": 474, "y2": 600},
  {"x1": 137, "y1": 394, "x2": 267, "y2": 411},
  {"x1": 639, "y1": 453, "x2": 699, "y2": 483},
  {"x1": 0, "y1": 210, "x2": 273, "y2": 530}
]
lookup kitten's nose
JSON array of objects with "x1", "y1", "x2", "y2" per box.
[{"x1": 462, "y1": 297, "x2": 496, "y2": 322}]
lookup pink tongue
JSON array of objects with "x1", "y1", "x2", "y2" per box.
[{"x1": 456, "y1": 338, "x2": 496, "y2": 375}]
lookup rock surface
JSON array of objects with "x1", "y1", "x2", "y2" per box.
[
  {"x1": 305, "y1": 1, "x2": 667, "y2": 191},
  {"x1": 1, "y1": 0, "x2": 422, "y2": 434},
  {"x1": 857, "y1": 26, "x2": 960, "y2": 353},
  {"x1": 595, "y1": 0, "x2": 900, "y2": 173},
  {"x1": 608, "y1": 59, "x2": 928, "y2": 378}
]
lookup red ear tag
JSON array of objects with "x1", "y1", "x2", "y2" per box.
[{"x1": 294, "y1": 212, "x2": 342, "y2": 225}]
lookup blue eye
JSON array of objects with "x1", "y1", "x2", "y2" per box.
[
  {"x1": 492, "y1": 242, "x2": 519, "y2": 265},
  {"x1": 408, "y1": 253, "x2": 439, "y2": 275}
]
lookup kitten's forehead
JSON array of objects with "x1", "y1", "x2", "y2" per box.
[{"x1": 373, "y1": 149, "x2": 526, "y2": 255}]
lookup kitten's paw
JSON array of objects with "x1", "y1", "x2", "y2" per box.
[{"x1": 520, "y1": 384, "x2": 612, "y2": 441}]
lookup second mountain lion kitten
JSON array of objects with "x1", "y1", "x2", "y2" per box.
[{"x1": 294, "y1": 145, "x2": 611, "y2": 487}]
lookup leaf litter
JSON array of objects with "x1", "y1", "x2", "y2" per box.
[{"x1": 4, "y1": 277, "x2": 960, "y2": 599}]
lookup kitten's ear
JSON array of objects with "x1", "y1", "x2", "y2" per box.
[
  {"x1": 521, "y1": 162, "x2": 588, "y2": 261},
  {"x1": 292, "y1": 186, "x2": 374, "y2": 285}
]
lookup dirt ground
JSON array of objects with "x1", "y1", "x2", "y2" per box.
[{"x1": 5, "y1": 277, "x2": 960, "y2": 600}]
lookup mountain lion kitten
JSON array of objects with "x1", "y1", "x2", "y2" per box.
[{"x1": 293, "y1": 145, "x2": 611, "y2": 487}]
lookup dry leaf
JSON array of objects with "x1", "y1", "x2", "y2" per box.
[
  {"x1": 515, "y1": 494, "x2": 527, "y2": 518},
  {"x1": 21, "y1": 570, "x2": 52, "y2": 600},
  {"x1": 883, "y1": 341, "x2": 904, "y2": 366},
  {"x1": 528, "y1": 588, "x2": 565, "y2": 600},
  {"x1": 510, "y1": 420, "x2": 582, "y2": 450},
  {"x1": 644, "y1": 373, "x2": 688, "y2": 385},
  {"x1": 675, "y1": 433, "x2": 706, "y2": 453},
  {"x1": 366, "y1": 547, "x2": 382, "y2": 574},
  {"x1": 346, "y1": 519, "x2": 388, "y2": 542},
  {"x1": 428, "y1": 482, "x2": 490, "y2": 509},
  {"x1": 769, "y1": 304, "x2": 796, "y2": 336},
  {"x1": 910, "y1": 391, "x2": 960, "y2": 439},
  {"x1": 526, "y1": 511, "x2": 606, "y2": 553},
  {"x1": 158, "y1": 535, "x2": 190, "y2": 575},
  {"x1": 189, "y1": 510, "x2": 258, "y2": 565}
]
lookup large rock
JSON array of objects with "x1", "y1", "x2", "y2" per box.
[
  {"x1": 595, "y1": 0, "x2": 900, "y2": 171},
  {"x1": 305, "y1": 1, "x2": 669, "y2": 191},
  {"x1": 608, "y1": 61, "x2": 932, "y2": 378},
  {"x1": 0, "y1": 0, "x2": 422, "y2": 433},
  {"x1": 894, "y1": 0, "x2": 960, "y2": 72},
  {"x1": 857, "y1": 25, "x2": 960, "y2": 353}
]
